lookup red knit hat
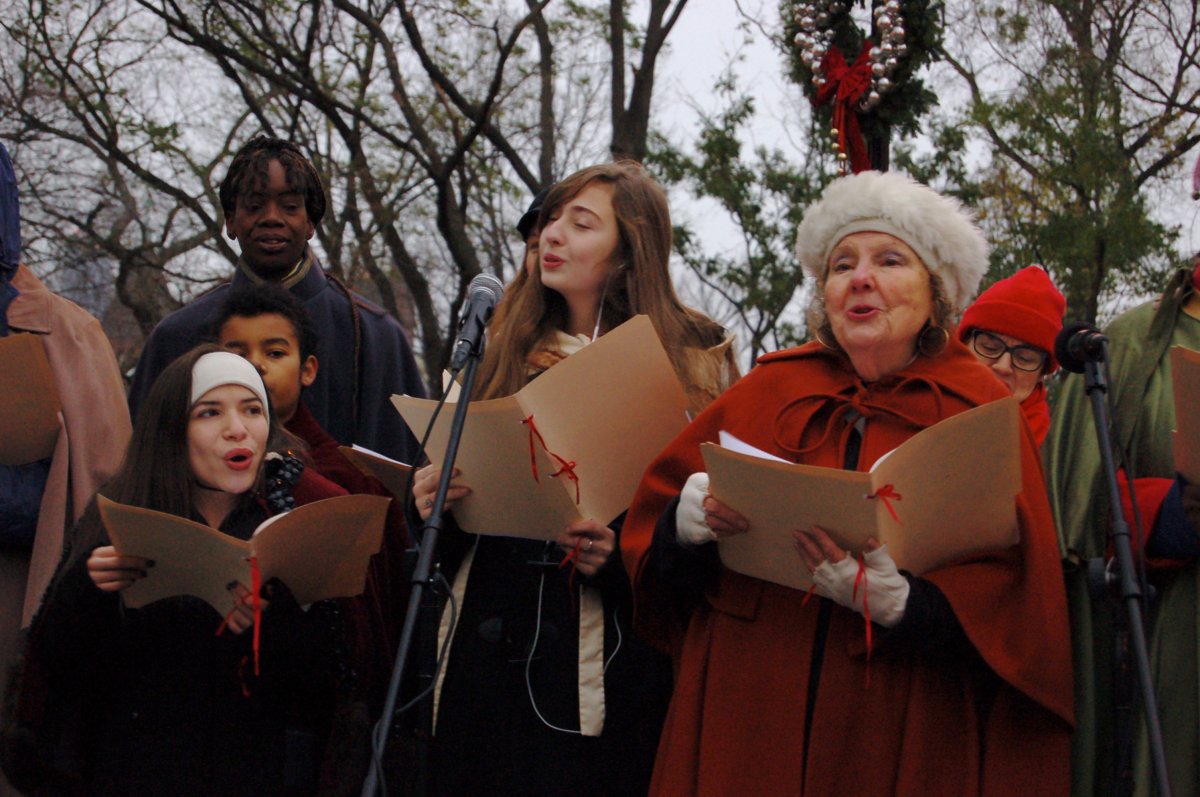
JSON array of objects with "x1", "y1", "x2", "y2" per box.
[{"x1": 957, "y1": 265, "x2": 1066, "y2": 371}]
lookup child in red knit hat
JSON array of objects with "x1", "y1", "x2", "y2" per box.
[{"x1": 957, "y1": 264, "x2": 1065, "y2": 445}]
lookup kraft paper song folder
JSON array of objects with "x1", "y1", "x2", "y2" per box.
[
  {"x1": 0, "y1": 333, "x2": 62, "y2": 466},
  {"x1": 704, "y1": 397, "x2": 1023, "y2": 592},
  {"x1": 392, "y1": 315, "x2": 690, "y2": 540},
  {"x1": 1171, "y1": 346, "x2": 1200, "y2": 484},
  {"x1": 339, "y1": 444, "x2": 413, "y2": 500},
  {"x1": 99, "y1": 493, "x2": 391, "y2": 612}
]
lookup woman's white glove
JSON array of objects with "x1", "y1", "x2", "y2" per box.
[
  {"x1": 811, "y1": 545, "x2": 910, "y2": 628},
  {"x1": 675, "y1": 472, "x2": 717, "y2": 545}
]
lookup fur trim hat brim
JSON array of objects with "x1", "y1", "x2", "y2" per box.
[{"x1": 795, "y1": 171, "x2": 989, "y2": 312}]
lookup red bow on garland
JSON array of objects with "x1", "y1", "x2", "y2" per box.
[{"x1": 813, "y1": 44, "x2": 874, "y2": 174}]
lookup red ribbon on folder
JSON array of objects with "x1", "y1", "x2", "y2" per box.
[{"x1": 522, "y1": 414, "x2": 581, "y2": 503}]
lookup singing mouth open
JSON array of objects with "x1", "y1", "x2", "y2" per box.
[
  {"x1": 848, "y1": 304, "x2": 880, "y2": 318},
  {"x1": 224, "y1": 449, "x2": 255, "y2": 471}
]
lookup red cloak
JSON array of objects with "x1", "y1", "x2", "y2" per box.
[{"x1": 623, "y1": 338, "x2": 1073, "y2": 796}]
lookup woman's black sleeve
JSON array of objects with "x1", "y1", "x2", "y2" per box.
[
  {"x1": 643, "y1": 496, "x2": 721, "y2": 621},
  {"x1": 28, "y1": 507, "x2": 124, "y2": 671},
  {"x1": 874, "y1": 573, "x2": 968, "y2": 656}
]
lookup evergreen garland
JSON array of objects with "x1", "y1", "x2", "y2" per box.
[{"x1": 782, "y1": 0, "x2": 943, "y2": 143}]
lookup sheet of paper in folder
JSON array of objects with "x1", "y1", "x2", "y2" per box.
[
  {"x1": 705, "y1": 397, "x2": 1023, "y2": 592},
  {"x1": 339, "y1": 444, "x2": 413, "y2": 500}
]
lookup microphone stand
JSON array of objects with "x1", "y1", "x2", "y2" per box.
[
  {"x1": 360, "y1": 344, "x2": 484, "y2": 797},
  {"x1": 1079, "y1": 347, "x2": 1171, "y2": 797}
]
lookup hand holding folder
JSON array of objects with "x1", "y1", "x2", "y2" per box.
[
  {"x1": 705, "y1": 398, "x2": 1024, "y2": 591},
  {"x1": 99, "y1": 494, "x2": 391, "y2": 613},
  {"x1": 392, "y1": 315, "x2": 690, "y2": 540}
]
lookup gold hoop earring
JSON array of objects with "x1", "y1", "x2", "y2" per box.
[
  {"x1": 815, "y1": 325, "x2": 840, "y2": 351},
  {"x1": 917, "y1": 323, "x2": 950, "y2": 357}
]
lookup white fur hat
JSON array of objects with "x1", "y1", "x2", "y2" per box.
[
  {"x1": 190, "y1": 351, "x2": 270, "y2": 422},
  {"x1": 795, "y1": 171, "x2": 989, "y2": 312}
]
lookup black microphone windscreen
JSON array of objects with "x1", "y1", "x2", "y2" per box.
[{"x1": 1055, "y1": 321, "x2": 1100, "y2": 373}]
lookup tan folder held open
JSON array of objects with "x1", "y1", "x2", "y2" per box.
[
  {"x1": 392, "y1": 315, "x2": 690, "y2": 540},
  {"x1": 706, "y1": 397, "x2": 1023, "y2": 592},
  {"x1": 100, "y1": 493, "x2": 391, "y2": 612}
]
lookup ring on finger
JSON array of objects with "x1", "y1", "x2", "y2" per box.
[{"x1": 585, "y1": 538, "x2": 594, "y2": 552}]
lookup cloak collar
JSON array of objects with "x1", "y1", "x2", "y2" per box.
[
  {"x1": 232, "y1": 248, "x2": 327, "y2": 302},
  {"x1": 758, "y1": 338, "x2": 994, "y2": 458}
]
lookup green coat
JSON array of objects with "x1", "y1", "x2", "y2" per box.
[{"x1": 1045, "y1": 268, "x2": 1200, "y2": 797}]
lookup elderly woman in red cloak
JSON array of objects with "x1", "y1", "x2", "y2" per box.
[{"x1": 622, "y1": 171, "x2": 1074, "y2": 796}]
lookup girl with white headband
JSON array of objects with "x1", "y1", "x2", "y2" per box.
[{"x1": 9, "y1": 344, "x2": 349, "y2": 796}]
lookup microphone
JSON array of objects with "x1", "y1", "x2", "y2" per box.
[
  {"x1": 449, "y1": 274, "x2": 505, "y2": 373},
  {"x1": 1055, "y1": 321, "x2": 1108, "y2": 373}
]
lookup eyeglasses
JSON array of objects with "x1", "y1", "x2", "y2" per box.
[{"x1": 970, "y1": 331, "x2": 1048, "y2": 372}]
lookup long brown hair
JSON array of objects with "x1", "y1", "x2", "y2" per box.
[{"x1": 474, "y1": 161, "x2": 734, "y2": 400}]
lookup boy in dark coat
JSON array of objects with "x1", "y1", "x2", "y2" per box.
[{"x1": 128, "y1": 136, "x2": 425, "y2": 464}]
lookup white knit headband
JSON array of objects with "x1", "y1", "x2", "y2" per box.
[{"x1": 190, "y1": 351, "x2": 270, "y2": 422}]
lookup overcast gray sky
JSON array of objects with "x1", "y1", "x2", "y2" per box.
[{"x1": 659, "y1": 1, "x2": 1200, "y2": 263}]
